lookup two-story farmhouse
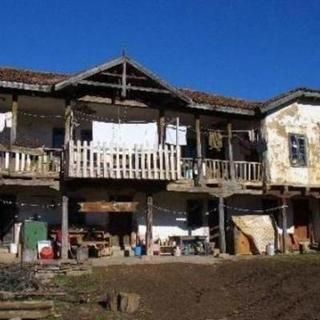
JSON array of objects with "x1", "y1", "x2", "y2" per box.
[{"x1": 0, "y1": 55, "x2": 319, "y2": 258}]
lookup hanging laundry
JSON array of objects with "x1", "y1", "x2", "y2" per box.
[
  {"x1": 92, "y1": 121, "x2": 158, "y2": 150},
  {"x1": 165, "y1": 124, "x2": 187, "y2": 146},
  {"x1": 208, "y1": 131, "x2": 223, "y2": 151},
  {"x1": 5, "y1": 112, "x2": 12, "y2": 128},
  {"x1": 0, "y1": 113, "x2": 5, "y2": 132}
]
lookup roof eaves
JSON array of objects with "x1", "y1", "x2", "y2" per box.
[
  {"x1": 0, "y1": 81, "x2": 52, "y2": 92},
  {"x1": 189, "y1": 103, "x2": 256, "y2": 116}
]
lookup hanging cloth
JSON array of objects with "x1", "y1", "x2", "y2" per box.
[
  {"x1": 0, "y1": 113, "x2": 5, "y2": 132},
  {"x1": 208, "y1": 131, "x2": 223, "y2": 151},
  {"x1": 165, "y1": 125, "x2": 187, "y2": 146}
]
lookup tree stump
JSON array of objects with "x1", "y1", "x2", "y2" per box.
[{"x1": 118, "y1": 292, "x2": 140, "y2": 313}]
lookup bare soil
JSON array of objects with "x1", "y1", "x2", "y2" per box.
[{"x1": 53, "y1": 255, "x2": 320, "y2": 320}]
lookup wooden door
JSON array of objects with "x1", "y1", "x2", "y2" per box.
[{"x1": 293, "y1": 199, "x2": 310, "y2": 241}]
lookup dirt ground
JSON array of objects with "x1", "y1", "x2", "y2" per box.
[{"x1": 53, "y1": 255, "x2": 320, "y2": 320}]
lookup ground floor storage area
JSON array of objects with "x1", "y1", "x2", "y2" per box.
[{"x1": 1, "y1": 184, "x2": 320, "y2": 261}]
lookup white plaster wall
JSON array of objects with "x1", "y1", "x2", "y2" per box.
[{"x1": 263, "y1": 102, "x2": 320, "y2": 186}]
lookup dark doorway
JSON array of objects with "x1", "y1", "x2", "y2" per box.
[
  {"x1": 68, "y1": 197, "x2": 86, "y2": 227},
  {"x1": 0, "y1": 195, "x2": 17, "y2": 245},
  {"x1": 292, "y1": 199, "x2": 310, "y2": 242}
]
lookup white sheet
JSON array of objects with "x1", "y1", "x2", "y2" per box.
[
  {"x1": 92, "y1": 121, "x2": 158, "y2": 150},
  {"x1": 165, "y1": 124, "x2": 187, "y2": 146}
]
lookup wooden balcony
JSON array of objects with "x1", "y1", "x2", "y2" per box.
[
  {"x1": 67, "y1": 141, "x2": 181, "y2": 180},
  {"x1": 203, "y1": 159, "x2": 262, "y2": 185},
  {"x1": 0, "y1": 146, "x2": 61, "y2": 179}
]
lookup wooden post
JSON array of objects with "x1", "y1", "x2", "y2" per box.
[
  {"x1": 195, "y1": 114, "x2": 202, "y2": 184},
  {"x1": 227, "y1": 123, "x2": 235, "y2": 180},
  {"x1": 219, "y1": 196, "x2": 226, "y2": 254},
  {"x1": 281, "y1": 197, "x2": 288, "y2": 254},
  {"x1": 64, "y1": 100, "x2": 73, "y2": 146},
  {"x1": 121, "y1": 60, "x2": 127, "y2": 98},
  {"x1": 146, "y1": 194, "x2": 153, "y2": 256},
  {"x1": 10, "y1": 94, "x2": 18, "y2": 146},
  {"x1": 159, "y1": 109, "x2": 165, "y2": 146},
  {"x1": 61, "y1": 194, "x2": 69, "y2": 260}
]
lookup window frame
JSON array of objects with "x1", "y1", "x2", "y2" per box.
[{"x1": 288, "y1": 133, "x2": 308, "y2": 167}]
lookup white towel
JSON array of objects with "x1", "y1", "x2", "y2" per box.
[
  {"x1": 165, "y1": 124, "x2": 187, "y2": 146},
  {"x1": 5, "y1": 112, "x2": 12, "y2": 128}
]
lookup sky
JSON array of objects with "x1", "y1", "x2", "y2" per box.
[{"x1": 0, "y1": 0, "x2": 320, "y2": 101}]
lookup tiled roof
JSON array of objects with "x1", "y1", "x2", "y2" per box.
[
  {"x1": 0, "y1": 67, "x2": 68, "y2": 85},
  {"x1": 180, "y1": 89, "x2": 262, "y2": 110}
]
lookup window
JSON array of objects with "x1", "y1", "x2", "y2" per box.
[
  {"x1": 186, "y1": 200, "x2": 203, "y2": 229},
  {"x1": 289, "y1": 134, "x2": 307, "y2": 167},
  {"x1": 52, "y1": 128, "x2": 65, "y2": 149}
]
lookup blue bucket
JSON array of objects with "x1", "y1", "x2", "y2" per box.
[{"x1": 134, "y1": 246, "x2": 142, "y2": 256}]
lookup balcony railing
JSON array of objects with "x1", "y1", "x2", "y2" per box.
[
  {"x1": 203, "y1": 159, "x2": 262, "y2": 184},
  {"x1": 0, "y1": 146, "x2": 61, "y2": 178},
  {"x1": 68, "y1": 141, "x2": 181, "y2": 180}
]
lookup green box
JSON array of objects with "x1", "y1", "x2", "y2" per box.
[{"x1": 22, "y1": 221, "x2": 48, "y2": 250}]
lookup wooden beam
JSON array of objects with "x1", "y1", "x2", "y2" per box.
[
  {"x1": 219, "y1": 196, "x2": 226, "y2": 253},
  {"x1": 159, "y1": 109, "x2": 165, "y2": 146},
  {"x1": 64, "y1": 100, "x2": 73, "y2": 146},
  {"x1": 79, "y1": 201, "x2": 139, "y2": 213},
  {"x1": 77, "y1": 80, "x2": 171, "y2": 94},
  {"x1": 146, "y1": 194, "x2": 153, "y2": 256},
  {"x1": 195, "y1": 114, "x2": 203, "y2": 184},
  {"x1": 61, "y1": 194, "x2": 69, "y2": 260},
  {"x1": 281, "y1": 197, "x2": 288, "y2": 254},
  {"x1": 10, "y1": 94, "x2": 18, "y2": 146},
  {"x1": 227, "y1": 123, "x2": 235, "y2": 180},
  {"x1": 101, "y1": 71, "x2": 148, "y2": 80},
  {"x1": 121, "y1": 60, "x2": 127, "y2": 98}
]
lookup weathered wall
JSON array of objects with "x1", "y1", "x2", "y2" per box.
[{"x1": 263, "y1": 102, "x2": 320, "y2": 186}]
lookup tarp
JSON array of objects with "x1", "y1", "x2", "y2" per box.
[{"x1": 232, "y1": 215, "x2": 275, "y2": 254}]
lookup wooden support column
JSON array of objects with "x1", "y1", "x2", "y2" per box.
[
  {"x1": 159, "y1": 109, "x2": 165, "y2": 146},
  {"x1": 227, "y1": 123, "x2": 235, "y2": 180},
  {"x1": 281, "y1": 197, "x2": 288, "y2": 254},
  {"x1": 61, "y1": 194, "x2": 69, "y2": 260},
  {"x1": 121, "y1": 60, "x2": 127, "y2": 98},
  {"x1": 146, "y1": 194, "x2": 153, "y2": 256},
  {"x1": 64, "y1": 100, "x2": 73, "y2": 146},
  {"x1": 10, "y1": 94, "x2": 18, "y2": 146},
  {"x1": 219, "y1": 196, "x2": 226, "y2": 254},
  {"x1": 195, "y1": 114, "x2": 202, "y2": 184}
]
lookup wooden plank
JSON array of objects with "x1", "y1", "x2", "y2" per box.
[
  {"x1": 79, "y1": 201, "x2": 139, "y2": 213},
  {"x1": 128, "y1": 148, "x2": 133, "y2": 179},
  {"x1": 68, "y1": 140, "x2": 74, "y2": 176},
  {"x1": 153, "y1": 148, "x2": 158, "y2": 179},
  {"x1": 61, "y1": 194, "x2": 69, "y2": 260},
  {"x1": 170, "y1": 144, "x2": 175, "y2": 180},
  {"x1": 141, "y1": 145, "x2": 146, "y2": 179},
  {"x1": 83, "y1": 140, "x2": 88, "y2": 178},
  {"x1": 227, "y1": 123, "x2": 235, "y2": 180},
  {"x1": 89, "y1": 141, "x2": 94, "y2": 177},
  {"x1": 159, "y1": 145, "x2": 164, "y2": 179},
  {"x1": 4, "y1": 152, "x2": 9, "y2": 170},
  {"x1": 76, "y1": 140, "x2": 81, "y2": 177},
  {"x1": 164, "y1": 144, "x2": 169, "y2": 180},
  {"x1": 15, "y1": 152, "x2": 19, "y2": 172},
  {"x1": 109, "y1": 145, "x2": 114, "y2": 178},
  {"x1": 0, "y1": 309, "x2": 53, "y2": 319},
  {"x1": 219, "y1": 196, "x2": 226, "y2": 254},
  {"x1": 10, "y1": 94, "x2": 18, "y2": 146},
  {"x1": 195, "y1": 114, "x2": 202, "y2": 183},
  {"x1": 146, "y1": 194, "x2": 153, "y2": 256},
  {"x1": 0, "y1": 300, "x2": 53, "y2": 310},
  {"x1": 147, "y1": 147, "x2": 151, "y2": 179},
  {"x1": 282, "y1": 197, "x2": 288, "y2": 254},
  {"x1": 176, "y1": 146, "x2": 181, "y2": 180}
]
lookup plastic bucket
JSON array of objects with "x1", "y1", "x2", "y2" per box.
[
  {"x1": 134, "y1": 246, "x2": 142, "y2": 256},
  {"x1": 10, "y1": 243, "x2": 17, "y2": 254},
  {"x1": 266, "y1": 243, "x2": 275, "y2": 256}
]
